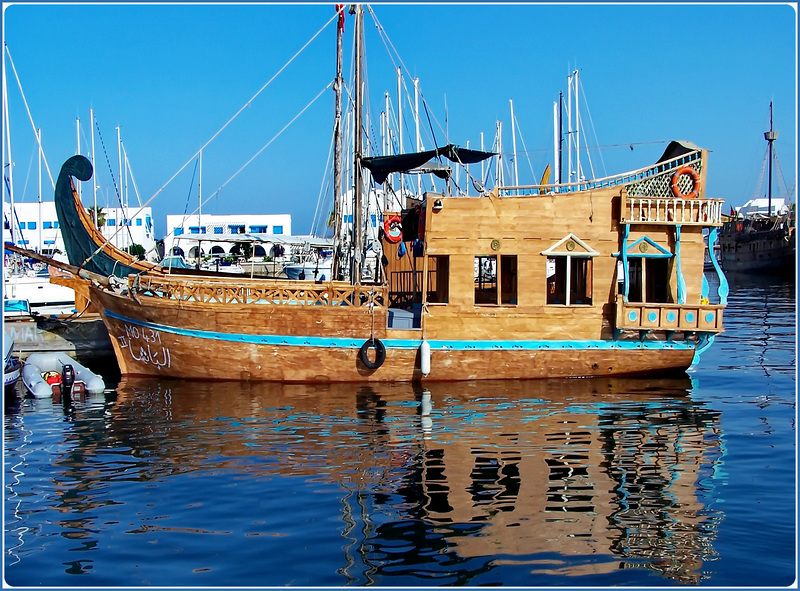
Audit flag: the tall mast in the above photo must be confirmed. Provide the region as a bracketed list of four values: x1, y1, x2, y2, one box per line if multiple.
[765, 101, 778, 216]
[510, 99, 519, 192]
[351, 3, 364, 285]
[198, 149, 202, 231]
[495, 121, 503, 187]
[567, 74, 573, 184]
[37, 128, 42, 253]
[397, 67, 403, 200]
[3, 50, 16, 245]
[558, 91, 563, 184]
[332, 4, 344, 280]
[414, 77, 421, 197]
[90, 108, 97, 226]
[76, 117, 81, 199]
[574, 70, 581, 182]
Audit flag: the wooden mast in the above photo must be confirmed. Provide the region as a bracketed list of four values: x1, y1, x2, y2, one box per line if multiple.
[351, 4, 364, 285]
[765, 101, 778, 216]
[332, 4, 344, 281]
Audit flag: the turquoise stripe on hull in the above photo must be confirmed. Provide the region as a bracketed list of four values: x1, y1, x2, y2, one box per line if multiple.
[105, 309, 696, 353]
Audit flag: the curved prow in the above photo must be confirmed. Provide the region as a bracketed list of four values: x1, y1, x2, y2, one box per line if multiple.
[54, 155, 157, 278]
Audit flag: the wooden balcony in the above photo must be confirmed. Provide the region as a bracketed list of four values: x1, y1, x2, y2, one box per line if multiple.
[620, 193, 725, 227]
[616, 295, 724, 333]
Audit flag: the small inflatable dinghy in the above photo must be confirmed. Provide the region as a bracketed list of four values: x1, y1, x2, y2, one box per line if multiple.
[22, 352, 105, 399]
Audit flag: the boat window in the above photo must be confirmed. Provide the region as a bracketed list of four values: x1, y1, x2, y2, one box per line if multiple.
[626, 257, 672, 303]
[428, 255, 449, 304]
[547, 255, 593, 306]
[475, 255, 517, 305]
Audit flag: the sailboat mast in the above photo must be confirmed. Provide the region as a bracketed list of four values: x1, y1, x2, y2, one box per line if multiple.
[90, 108, 97, 226]
[765, 101, 778, 216]
[332, 4, 344, 280]
[3, 52, 16, 245]
[76, 118, 81, 199]
[37, 128, 42, 253]
[351, 4, 364, 285]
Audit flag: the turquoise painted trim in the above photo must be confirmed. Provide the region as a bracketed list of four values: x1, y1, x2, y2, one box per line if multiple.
[614, 236, 673, 258]
[707, 227, 729, 305]
[676, 225, 686, 304]
[691, 333, 716, 366]
[106, 309, 697, 352]
[622, 224, 630, 302]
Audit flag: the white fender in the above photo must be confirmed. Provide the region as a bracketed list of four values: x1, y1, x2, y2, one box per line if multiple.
[420, 340, 431, 376]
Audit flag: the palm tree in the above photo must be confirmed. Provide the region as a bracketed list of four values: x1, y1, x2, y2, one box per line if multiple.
[86, 206, 106, 228]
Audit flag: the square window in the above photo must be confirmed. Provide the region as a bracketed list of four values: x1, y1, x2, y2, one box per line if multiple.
[475, 255, 517, 305]
[547, 255, 592, 306]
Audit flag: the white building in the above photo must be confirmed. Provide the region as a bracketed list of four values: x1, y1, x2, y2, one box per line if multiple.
[163, 213, 293, 260]
[3, 201, 157, 261]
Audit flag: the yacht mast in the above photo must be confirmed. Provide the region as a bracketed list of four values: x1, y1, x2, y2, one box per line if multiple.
[510, 99, 519, 192]
[37, 127, 42, 252]
[76, 118, 81, 199]
[3, 53, 16, 245]
[397, 67, 403, 200]
[90, 108, 97, 226]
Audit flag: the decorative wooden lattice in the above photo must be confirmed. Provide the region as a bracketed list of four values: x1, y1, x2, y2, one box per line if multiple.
[129, 275, 386, 307]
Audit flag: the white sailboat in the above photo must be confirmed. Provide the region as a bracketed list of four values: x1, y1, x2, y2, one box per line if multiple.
[3, 46, 77, 317]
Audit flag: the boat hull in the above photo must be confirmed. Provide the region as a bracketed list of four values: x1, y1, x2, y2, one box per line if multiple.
[91, 285, 698, 382]
[719, 221, 796, 277]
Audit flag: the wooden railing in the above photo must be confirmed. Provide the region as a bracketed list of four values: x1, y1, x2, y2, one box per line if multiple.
[616, 295, 724, 333]
[620, 194, 725, 226]
[129, 274, 386, 307]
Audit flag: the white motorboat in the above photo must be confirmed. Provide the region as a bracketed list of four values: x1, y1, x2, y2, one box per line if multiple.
[4, 331, 21, 392]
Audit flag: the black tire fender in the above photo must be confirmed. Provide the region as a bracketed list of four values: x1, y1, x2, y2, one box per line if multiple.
[359, 338, 386, 370]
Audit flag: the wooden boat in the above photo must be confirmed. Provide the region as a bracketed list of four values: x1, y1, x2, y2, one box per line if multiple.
[718, 103, 796, 277]
[65, 6, 727, 383]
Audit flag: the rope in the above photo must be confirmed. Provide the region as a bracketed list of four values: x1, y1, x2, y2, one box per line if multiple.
[132, 10, 340, 218]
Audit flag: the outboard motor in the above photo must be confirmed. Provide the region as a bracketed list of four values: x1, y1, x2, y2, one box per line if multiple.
[61, 364, 75, 397]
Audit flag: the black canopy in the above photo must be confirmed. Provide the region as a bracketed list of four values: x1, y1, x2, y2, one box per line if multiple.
[361, 144, 495, 185]
[656, 140, 703, 163]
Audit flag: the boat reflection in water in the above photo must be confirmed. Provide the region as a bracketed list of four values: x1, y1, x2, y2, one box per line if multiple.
[35, 376, 723, 585]
[107, 376, 724, 585]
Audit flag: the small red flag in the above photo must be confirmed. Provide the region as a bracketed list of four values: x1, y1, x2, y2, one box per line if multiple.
[335, 4, 345, 31]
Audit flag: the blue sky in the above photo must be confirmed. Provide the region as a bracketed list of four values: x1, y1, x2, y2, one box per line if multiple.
[3, 2, 797, 237]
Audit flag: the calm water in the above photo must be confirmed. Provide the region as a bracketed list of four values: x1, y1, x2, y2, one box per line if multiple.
[3, 274, 796, 587]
